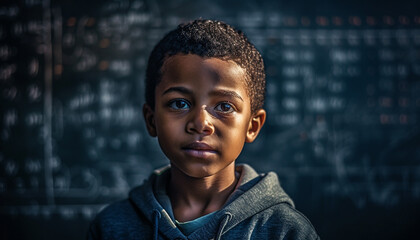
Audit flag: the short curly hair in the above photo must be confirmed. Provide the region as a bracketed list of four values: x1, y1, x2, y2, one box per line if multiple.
[145, 19, 266, 113]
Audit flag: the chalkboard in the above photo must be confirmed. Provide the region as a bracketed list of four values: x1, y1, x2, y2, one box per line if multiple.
[1, 0, 420, 239]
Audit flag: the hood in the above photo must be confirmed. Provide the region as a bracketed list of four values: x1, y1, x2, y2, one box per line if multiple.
[128, 164, 294, 239]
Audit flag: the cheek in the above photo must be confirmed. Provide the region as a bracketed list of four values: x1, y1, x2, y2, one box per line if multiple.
[155, 115, 182, 158]
[155, 112, 180, 139]
[217, 117, 250, 145]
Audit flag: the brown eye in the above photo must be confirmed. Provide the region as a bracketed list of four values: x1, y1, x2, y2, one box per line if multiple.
[215, 102, 234, 113]
[169, 99, 190, 110]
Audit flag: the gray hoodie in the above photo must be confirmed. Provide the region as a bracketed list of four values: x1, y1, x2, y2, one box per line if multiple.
[87, 164, 320, 240]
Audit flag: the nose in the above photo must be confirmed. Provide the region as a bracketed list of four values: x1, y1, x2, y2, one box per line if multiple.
[186, 106, 215, 135]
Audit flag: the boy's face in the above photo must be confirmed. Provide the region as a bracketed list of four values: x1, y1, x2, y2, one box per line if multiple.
[143, 54, 265, 178]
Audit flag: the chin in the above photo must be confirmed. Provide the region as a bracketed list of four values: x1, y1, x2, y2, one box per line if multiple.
[176, 163, 218, 179]
[185, 167, 215, 178]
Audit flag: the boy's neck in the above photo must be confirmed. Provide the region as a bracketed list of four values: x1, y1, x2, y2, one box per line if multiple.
[168, 162, 239, 222]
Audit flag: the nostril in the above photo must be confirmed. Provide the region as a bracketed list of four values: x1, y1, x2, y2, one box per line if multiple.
[187, 119, 214, 135]
[186, 107, 215, 135]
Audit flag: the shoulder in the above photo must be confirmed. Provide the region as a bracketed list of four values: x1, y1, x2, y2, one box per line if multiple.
[95, 200, 138, 223]
[257, 203, 320, 240]
[87, 200, 150, 240]
[228, 202, 319, 240]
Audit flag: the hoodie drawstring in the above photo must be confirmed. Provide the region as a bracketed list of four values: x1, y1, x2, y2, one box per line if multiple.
[153, 209, 161, 240]
[215, 213, 232, 240]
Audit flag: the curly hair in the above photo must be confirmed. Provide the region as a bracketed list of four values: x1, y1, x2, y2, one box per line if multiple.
[145, 19, 266, 113]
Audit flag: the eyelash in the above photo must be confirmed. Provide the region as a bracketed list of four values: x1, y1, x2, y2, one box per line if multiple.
[167, 99, 236, 113]
[168, 99, 191, 110]
[215, 102, 235, 113]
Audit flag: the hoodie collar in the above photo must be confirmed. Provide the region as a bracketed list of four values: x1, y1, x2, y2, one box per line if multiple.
[129, 171, 186, 239]
[188, 164, 294, 238]
[129, 164, 294, 239]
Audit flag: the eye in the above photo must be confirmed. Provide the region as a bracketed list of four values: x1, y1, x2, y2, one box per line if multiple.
[168, 99, 190, 110]
[215, 102, 235, 113]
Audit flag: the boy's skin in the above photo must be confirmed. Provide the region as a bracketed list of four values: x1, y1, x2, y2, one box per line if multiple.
[143, 54, 266, 222]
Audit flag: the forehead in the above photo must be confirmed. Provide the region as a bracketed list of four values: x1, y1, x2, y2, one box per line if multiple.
[159, 54, 248, 90]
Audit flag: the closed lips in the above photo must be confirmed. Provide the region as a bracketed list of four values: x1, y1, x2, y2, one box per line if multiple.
[183, 142, 215, 150]
[182, 142, 217, 153]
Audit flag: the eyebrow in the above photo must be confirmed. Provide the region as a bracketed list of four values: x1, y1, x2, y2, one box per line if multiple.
[210, 89, 244, 102]
[162, 86, 244, 102]
[162, 86, 193, 96]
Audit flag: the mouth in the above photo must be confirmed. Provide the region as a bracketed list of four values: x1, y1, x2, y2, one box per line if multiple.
[182, 142, 218, 158]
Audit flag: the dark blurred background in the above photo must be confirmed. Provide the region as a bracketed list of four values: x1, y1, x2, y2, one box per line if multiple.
[1, 0, 420, 239]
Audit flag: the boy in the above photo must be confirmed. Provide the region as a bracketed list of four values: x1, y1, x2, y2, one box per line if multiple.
[87, 19, 319, 240]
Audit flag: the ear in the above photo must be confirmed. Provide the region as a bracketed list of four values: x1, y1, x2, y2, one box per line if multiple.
[245, 109, 266, 143]
[143, 103, 157, 137]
